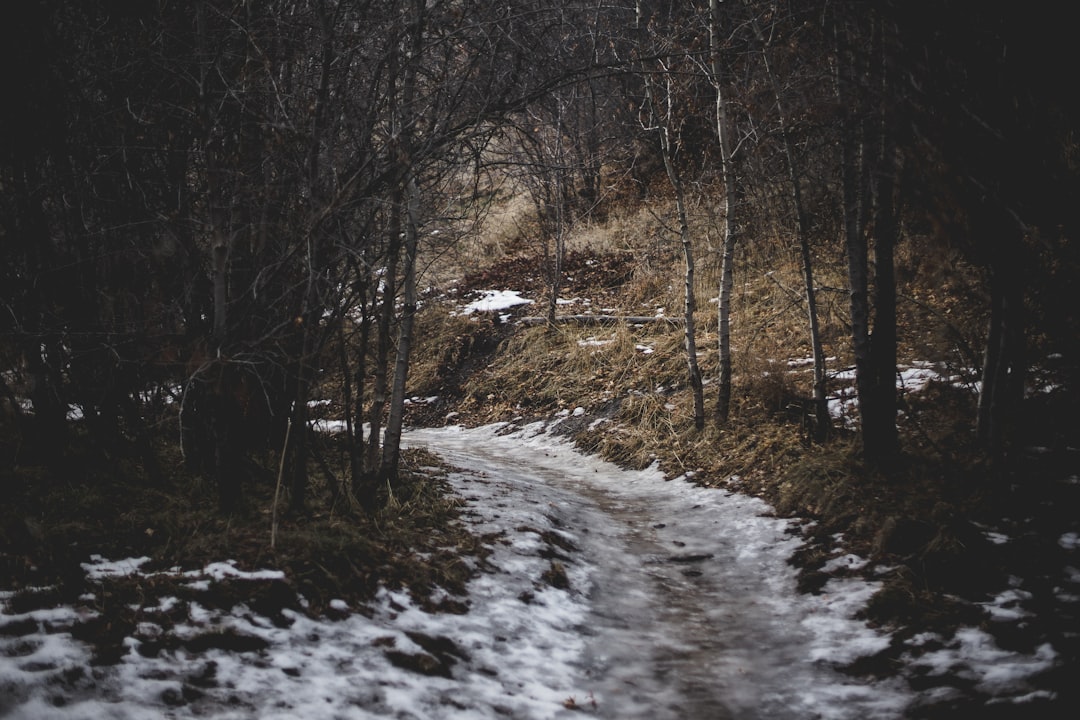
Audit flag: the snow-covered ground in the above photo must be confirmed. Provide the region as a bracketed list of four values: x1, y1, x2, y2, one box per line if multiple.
[0, 423, 1062, 718]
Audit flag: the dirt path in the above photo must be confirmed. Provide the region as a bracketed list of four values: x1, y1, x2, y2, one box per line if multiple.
[404, 423, 912, 719]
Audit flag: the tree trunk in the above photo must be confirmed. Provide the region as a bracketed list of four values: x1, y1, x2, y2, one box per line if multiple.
[977, 260, 1026, 458]
[835, 13, 895, 464]
[753, 15, 828, 440]
[547, 117, 566, 326]
[864, 29, 900, 464]
[381, 174, 421, 486]
[352, 273, 375, 507]
[674, 176, 705, 431]
[710, 0, 738, 424]
[366, 206, 401, 477]
[287, 386, 309, 514]
[337, 320, 355, 499]
[639, 38, 705, 430]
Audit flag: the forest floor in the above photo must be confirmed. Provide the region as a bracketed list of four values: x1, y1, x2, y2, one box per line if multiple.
[2, 244, 1079, 717]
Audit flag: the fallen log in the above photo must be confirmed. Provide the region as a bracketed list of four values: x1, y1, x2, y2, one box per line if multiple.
[516, 315, 683, 327]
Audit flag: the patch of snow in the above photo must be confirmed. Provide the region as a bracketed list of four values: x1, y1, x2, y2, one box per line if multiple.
[188, 560, 285, 583]
[907, 628, 1057, 698]
[982, 588, 1034, 622]
[82, 555, 151, 579]
[821, 554, 871, 573]
[458, 289, 533, 315]
[1059, 533, 1079, 550]
[312, 418, 349, 433]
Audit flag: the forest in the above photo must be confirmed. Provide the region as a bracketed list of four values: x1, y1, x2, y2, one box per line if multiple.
[1, 0, 1079, 715]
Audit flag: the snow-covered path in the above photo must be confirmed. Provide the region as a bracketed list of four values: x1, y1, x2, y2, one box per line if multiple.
[403, 423, 913, 719]
[2, 422, 924, 720]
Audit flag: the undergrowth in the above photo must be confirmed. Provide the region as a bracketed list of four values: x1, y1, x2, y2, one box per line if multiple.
[0, 430, 484, 616]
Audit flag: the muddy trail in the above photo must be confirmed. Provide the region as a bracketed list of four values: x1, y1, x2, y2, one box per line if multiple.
[403, 423, 912, 719]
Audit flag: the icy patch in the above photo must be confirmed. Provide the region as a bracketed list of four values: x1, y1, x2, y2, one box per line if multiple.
[81, 555, 151, 579]
[828, 362, 966, 426]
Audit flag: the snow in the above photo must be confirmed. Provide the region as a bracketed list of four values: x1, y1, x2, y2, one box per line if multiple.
[457, 289, 533, 315]
[907, 628, 1057, 698]
[405, 423, 914, 718]
[1, 423, 1063, 718]
[827, 361, 964, 426]
[821, 553, 871, 573]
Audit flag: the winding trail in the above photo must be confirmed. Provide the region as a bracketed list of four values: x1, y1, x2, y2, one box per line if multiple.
[404, 422, 912, 719]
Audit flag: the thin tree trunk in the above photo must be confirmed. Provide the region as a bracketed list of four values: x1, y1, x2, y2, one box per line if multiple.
[547, 102, 566, 325]
[672, 172, 705, 431]
[710, 0, 738, 424]
[366, 209, 400, 476]
[976, 273, 1004, 448]
[287, 381, 309, 513]
[381, 173, 420, 485]
[640, 49, 705, 430]
[977, 261, 1026, 458]
[835, 14, 879, 460]
[351, 263, 376, 509]
[337, 319, 355, 498]
[753, 16, 829, 440]
[865, 21, 899, 464]
[379, 0, 424, 485]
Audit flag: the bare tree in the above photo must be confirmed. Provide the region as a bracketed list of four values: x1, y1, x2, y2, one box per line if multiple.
[749, 9, 829, 440]
[708, 0, 741, 424]
[831, 7, 900, 464]
[636, 1, 705, 430]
